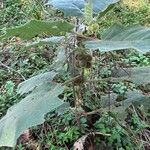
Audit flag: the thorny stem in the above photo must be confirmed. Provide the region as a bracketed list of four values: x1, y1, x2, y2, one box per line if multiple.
[74, 18, 84, 107]
[68, 18, 80, 107]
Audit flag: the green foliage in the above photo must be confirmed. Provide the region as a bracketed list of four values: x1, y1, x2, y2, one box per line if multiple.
[0, 72, 64, 147]
[94, 114, 134, 149]
[85, 24, 150, 53]
[34, 110, 87, 149]
[101, 90, 150, 118]
[0, 0, 46, 28]
[0, 20, 73, 40]
[84, 0, 93, 25]
[112, 83, 128, 95]
[0, 81, 19, 118]
[96, 2, 150, 38]
[26, 36, 64, 48]
[0, 0, 150, 149]
[0, 82, 65, 147]
[4, 81, 15, 95]
[17, 71, 57, 94]
[0, 0, 27, 27]
[48, 0, 120, 17]
[122, 52, 150, 66]
[112, 66, 150, 85]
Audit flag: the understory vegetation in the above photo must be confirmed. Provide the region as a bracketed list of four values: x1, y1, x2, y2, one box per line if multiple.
[0, 0, 150, 150]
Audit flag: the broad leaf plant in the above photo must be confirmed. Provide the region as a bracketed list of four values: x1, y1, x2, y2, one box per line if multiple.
[0, 0, 150, 147]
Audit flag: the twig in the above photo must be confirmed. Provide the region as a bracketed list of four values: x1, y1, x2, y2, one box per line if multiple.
[81, 108, 102, 116]
[61, 75, 82, 86]
[86, 77, 118, 83]
[0, 61, 26, 81]
[62, 76, 119, 86]
[94, 132, 111, 137]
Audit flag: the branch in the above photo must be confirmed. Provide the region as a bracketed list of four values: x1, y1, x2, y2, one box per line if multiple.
[61, 75, 82, 86]
[81, 108, 102, 116]
[0, 61, 26, 81]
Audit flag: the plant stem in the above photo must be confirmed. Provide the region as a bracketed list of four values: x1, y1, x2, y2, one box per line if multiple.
[0, 61, 26, 81]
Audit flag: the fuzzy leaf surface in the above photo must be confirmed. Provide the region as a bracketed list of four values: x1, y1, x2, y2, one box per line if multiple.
[101, 90, 150, 114]
[26, 36, 64, 48]
[0, 20, 73, 40]
[85, 24, 150, 53]
[47, 0, 119, 17]
[0, 83, 64, 147]
[111, 66, 150, 85]
[18, 71, 57, 95]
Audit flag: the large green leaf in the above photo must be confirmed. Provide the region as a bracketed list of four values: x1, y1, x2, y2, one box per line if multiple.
[111, 66, 150, 85]
[101, 90, 150, 119]
[101, 90, 150, 110]
[0, 20, 73, 40]
[85, 24, 150, 53]
[18, 71, 57, 95]
[0, 83, 64, 147]
[47, 0, 119, 17]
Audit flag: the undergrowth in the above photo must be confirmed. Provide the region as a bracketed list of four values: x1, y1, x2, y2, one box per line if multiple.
[0, 0, 150, 149]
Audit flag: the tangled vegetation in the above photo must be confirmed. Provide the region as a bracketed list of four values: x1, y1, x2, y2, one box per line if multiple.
[0, 0, 150, 150]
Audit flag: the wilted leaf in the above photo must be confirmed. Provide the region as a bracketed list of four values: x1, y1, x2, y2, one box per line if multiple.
[0, 20, 73, 40]
[85, 24, 150, 53]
